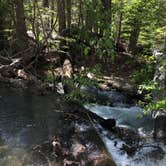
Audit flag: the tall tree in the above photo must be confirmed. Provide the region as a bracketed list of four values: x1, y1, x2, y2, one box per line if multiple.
[15, 0, 28, 49]
[42, 0, 49, 32]
[0, 0, 6, 50]
[128, 20, 141, 54]
[66, 0, 71, 30]
[101, 0, 112, 35]
[116, 0, 123, 44]
[78, 0, 83, 27]
[57, 0, 66, 35]
[85, 2, 93, 32]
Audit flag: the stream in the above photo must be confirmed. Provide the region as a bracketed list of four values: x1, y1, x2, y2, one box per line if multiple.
[0, 85, 165, 166]
[84, 87, 166, 166]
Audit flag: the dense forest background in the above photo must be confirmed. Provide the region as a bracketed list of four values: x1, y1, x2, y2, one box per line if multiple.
[0, 0, 166, 57]
[0, 0, 165, 110]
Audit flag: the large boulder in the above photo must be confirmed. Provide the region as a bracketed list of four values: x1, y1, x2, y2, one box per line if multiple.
[100, 119, 116, 131]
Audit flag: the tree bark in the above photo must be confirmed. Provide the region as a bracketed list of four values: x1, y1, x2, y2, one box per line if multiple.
[101, 0, 111, 10]
[50, 0, 55, 29]
[116, 0, 123, 44]
[42, 0, 49, 7]
[85, 3, 93, 32]
[129, 21, 141, 55]
[15, 0, 28, 49]
[42, 0, 49, 33]
[0, 20, 4, 50]
[57, 0, 66, 36]
[100, 0, 112, 35]
[117, 12, 123, 43]
[78, 0, 83, 27]
[66, 0, 71, 30]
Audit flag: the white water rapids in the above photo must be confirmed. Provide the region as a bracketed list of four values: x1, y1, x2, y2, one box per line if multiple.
[85, 104, 166, 166]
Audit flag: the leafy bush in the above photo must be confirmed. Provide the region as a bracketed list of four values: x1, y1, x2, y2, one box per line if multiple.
[132, 64, 155, 84]
[143, 99, 166, 115]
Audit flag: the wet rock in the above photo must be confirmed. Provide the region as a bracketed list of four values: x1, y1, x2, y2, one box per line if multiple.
[153, 113, 166, 139]
[121, 144, 137, 156]
[92, 154, 117, 166]
[71, 142, 86, 158]
[100, 119, 116, 131]
[115, 126, 140, 145]
[137, 145, 165, 160]
[52, 139, 63, 157]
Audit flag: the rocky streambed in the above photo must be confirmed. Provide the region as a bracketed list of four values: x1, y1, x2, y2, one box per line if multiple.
[0, 84, 116, 166]
[0, 82, 165, 166]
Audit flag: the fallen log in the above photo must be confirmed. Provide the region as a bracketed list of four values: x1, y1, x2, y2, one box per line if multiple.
[0, 58, 22, 78]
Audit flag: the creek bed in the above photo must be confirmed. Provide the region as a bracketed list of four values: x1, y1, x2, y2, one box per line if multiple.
[0, 85, 115, 166]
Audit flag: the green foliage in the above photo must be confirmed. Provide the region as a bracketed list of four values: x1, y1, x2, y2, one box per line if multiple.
[64, 65, 102, 104]
[138, 82, 158, 94]
[44, 72, 55, 83]
[64, 75, 97, 104]
[96, 36, 115, 61]
[132, 64, 155, 84]
[143, 99, 166, 115]
[89, 64, 102, 76]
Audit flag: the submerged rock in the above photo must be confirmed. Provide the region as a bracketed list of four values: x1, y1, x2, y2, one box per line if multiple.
[100, 119, 116, 131]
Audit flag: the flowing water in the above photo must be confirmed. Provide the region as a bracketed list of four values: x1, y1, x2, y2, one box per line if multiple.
[0, 85, 165, 166]
[84, 88, 166, 166]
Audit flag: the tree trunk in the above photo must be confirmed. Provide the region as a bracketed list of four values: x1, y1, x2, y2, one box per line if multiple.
[42, 0, 49, 7]
[42, 0, 49, 33]
[129, 22, 141, 55]
[15, 0, 28, 49]
[57, 0, 66, 36]
[78, 0, 83, 27]
[101, 0, 111, 10]
[100, 0, 112, 35]
[50, 0, 55, 29]
[0, 20, 4, 50]
[66, 0, 71, 30]
[85, 6, 93, 32]
[116, 0, 123, 44]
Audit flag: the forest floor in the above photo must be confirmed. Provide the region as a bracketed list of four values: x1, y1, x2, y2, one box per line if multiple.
[0, 48, 143, 97]
[87, 52, 144, 97]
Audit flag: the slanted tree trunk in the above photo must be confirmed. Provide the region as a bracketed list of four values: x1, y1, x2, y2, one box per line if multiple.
[66, 0, 71, 30]
[57, 0, 66, 36]
[15, 0, 28, 49]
